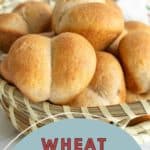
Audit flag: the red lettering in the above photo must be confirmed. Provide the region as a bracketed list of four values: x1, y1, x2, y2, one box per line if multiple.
[97, 138, 107, 150]
[84, 138, 96, 150]
[41, 138, 58, 150]
[74, 138, 83, 150]
[61, 138, 71, 150]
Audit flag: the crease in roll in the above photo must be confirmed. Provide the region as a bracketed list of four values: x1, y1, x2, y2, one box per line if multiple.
[0, 1, 53, 52]
[0, 32, 96, 104]
[108, 21, 150, 55]
[69, 51, 126, 107]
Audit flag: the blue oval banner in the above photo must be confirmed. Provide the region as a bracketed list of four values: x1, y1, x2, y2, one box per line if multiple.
[14, 119, 140, 150]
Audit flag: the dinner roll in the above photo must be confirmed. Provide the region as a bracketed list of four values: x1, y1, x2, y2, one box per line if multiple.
[13, 1, 52, 33]
[0, 1, 52, 52]
[69, 88, 104, 107]
[52, 0, 124, 51]
[119, 31, 150, 94]
[70, 52, 126, 107]
[0, 32, 96, 104]
[0, 13, 29, 53]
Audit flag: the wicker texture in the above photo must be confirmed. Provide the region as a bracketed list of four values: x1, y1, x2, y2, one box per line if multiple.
[0, 77, 150, 144]
[0, 0, 149, 145]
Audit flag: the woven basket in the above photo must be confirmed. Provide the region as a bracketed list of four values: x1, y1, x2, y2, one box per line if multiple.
[0, 0, 150, 145]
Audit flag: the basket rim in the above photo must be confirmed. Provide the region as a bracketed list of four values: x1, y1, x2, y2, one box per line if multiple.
[0, 76, 150, 119]
[0, 75, 150, 108]
[1, 66, 150, 146]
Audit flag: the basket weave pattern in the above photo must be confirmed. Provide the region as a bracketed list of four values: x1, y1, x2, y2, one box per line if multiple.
[0, 77, 150, 143]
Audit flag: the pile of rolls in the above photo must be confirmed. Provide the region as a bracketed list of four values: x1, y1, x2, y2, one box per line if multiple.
[0, 1, 53, 52]
[0, 0, 150, 107]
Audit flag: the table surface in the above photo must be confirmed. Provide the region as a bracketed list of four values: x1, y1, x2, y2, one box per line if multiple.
[0, 108, 150, 150]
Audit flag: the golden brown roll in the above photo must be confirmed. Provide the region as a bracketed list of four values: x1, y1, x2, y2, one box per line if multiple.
[0, 1, 52, 52]
[108, 29, 128, 55]
[119, 31, 150, 94]
[52, 0, 124, 51]
[0, 13, 29, 53]
[125, 21, 150, 33]
[13, 1, 52, 33]
[0, 32, 96, 104]
[69, 51, 126, 107]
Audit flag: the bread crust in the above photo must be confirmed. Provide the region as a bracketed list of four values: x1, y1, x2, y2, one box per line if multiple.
[52, 1, 124, 51]
[69, 88, 104, 107]
[0, 13, 29, 52]
[0, 33, 96, 104]
[50, 32, 96, 104]
[70, 51, 126, 107]
[13, 1, 52, 33]
[52, 0, 106, 31]
[126, 90, 150, 103]
[119, 31, 150, 94]
[0, 1, 52, 52]
[1, 34, 51, 102]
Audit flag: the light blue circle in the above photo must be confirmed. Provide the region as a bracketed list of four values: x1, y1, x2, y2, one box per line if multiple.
[14, 119, 140, 150]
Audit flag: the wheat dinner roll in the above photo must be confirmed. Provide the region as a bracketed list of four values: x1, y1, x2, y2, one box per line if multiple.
[0, 1, 52, 52]
[70, 52, 126, 107]
[52, 0, 124, 51]
[0, 13, 29, 53]
[0, 32, 96, 104]
[119, 31, 150, 94]
[13, 1, 52, 33]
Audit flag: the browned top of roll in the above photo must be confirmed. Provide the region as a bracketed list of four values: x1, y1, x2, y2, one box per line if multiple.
[52, 0, 124, 51]
[13, 1, 52, 33]
[0, 32, 96, 104]
[0, 13, 29, 52]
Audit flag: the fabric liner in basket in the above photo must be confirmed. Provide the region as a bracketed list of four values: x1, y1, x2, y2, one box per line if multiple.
[0, 0, 150, 145]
